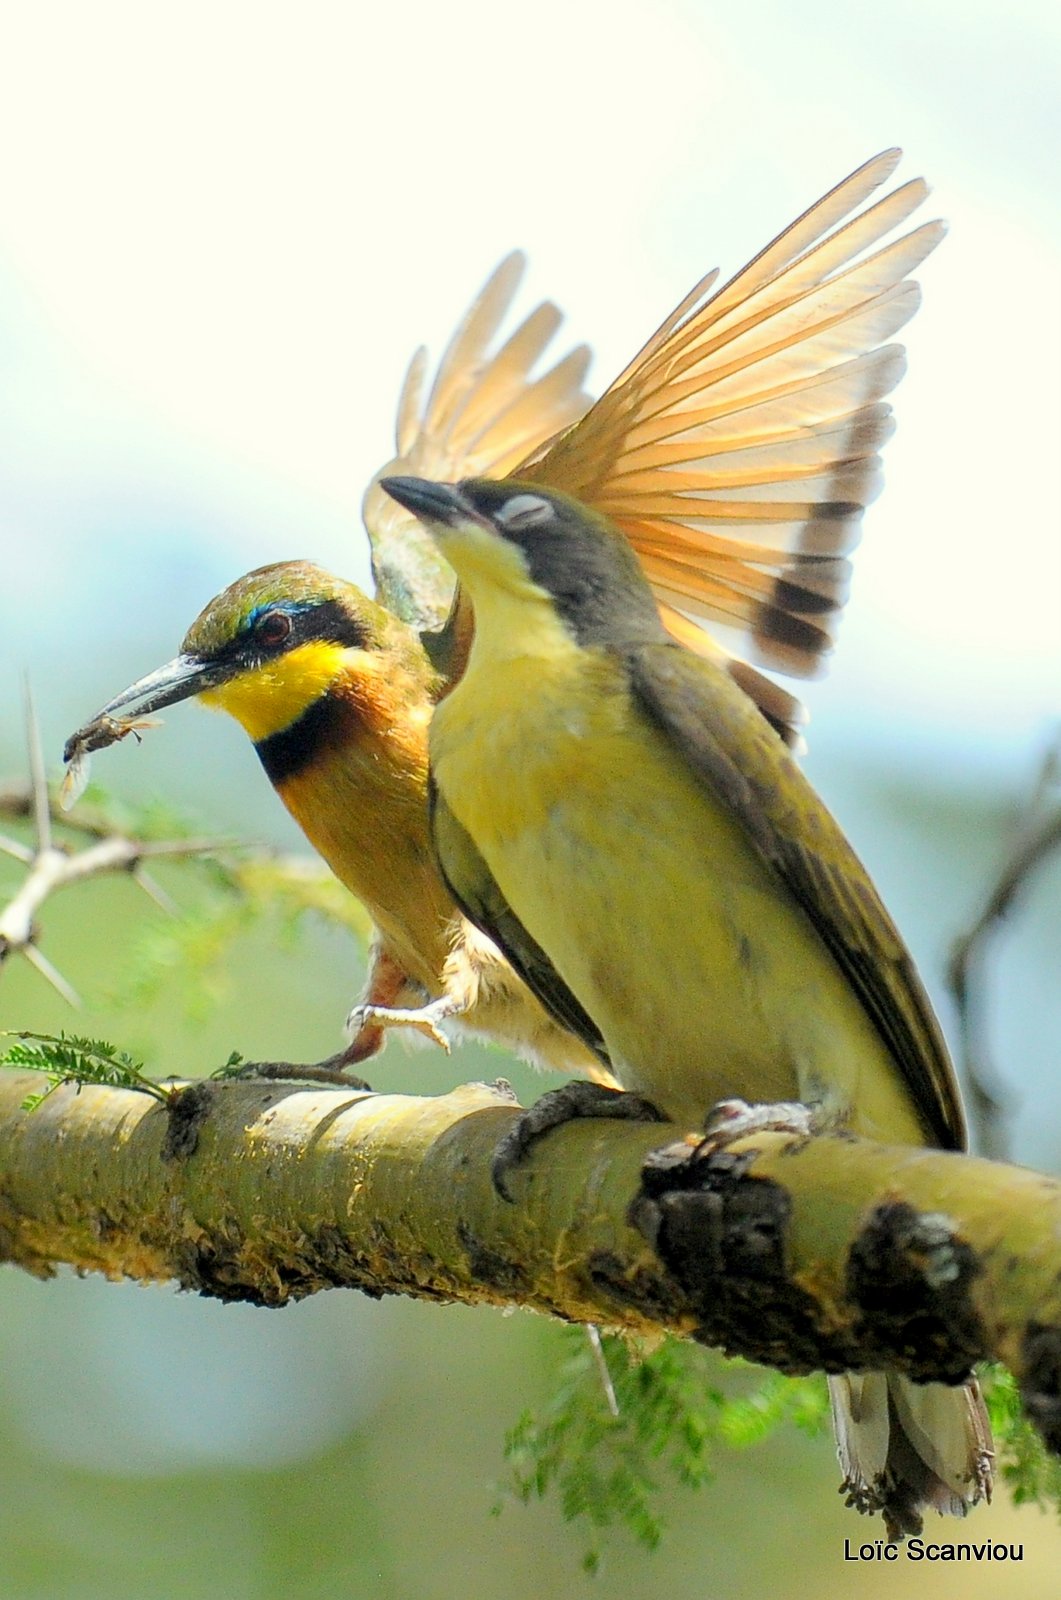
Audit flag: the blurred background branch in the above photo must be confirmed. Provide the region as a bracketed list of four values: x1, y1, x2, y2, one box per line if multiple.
[948, 733, 1061, 1161]
[0, 689, 232, 1007]
[0, 688, 372, 1021]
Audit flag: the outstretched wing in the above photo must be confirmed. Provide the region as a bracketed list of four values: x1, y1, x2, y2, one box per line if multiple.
[626, 639, 964, 1151]
[429, 778, 611, 1067]
[368, 153, 940, 741]
[363, 254, 592, 631]
[523, 150, 942, 742]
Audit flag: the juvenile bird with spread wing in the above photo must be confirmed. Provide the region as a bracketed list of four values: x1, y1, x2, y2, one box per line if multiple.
[378, 465, 991, 1544]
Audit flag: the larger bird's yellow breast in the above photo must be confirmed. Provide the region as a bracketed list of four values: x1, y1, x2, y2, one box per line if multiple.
[432, 589, 926, 1145]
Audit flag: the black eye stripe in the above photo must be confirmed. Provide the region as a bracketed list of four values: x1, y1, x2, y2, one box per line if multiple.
[292, 600, 370, 650]
[205, 599, 370, 670]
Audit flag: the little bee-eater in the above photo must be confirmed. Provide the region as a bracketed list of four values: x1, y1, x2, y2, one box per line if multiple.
[67, 150, 940, 1077]
[379, 471, 992, 1541]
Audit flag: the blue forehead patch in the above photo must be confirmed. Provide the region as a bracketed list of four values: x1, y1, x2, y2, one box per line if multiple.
[244, 600, 307, 630]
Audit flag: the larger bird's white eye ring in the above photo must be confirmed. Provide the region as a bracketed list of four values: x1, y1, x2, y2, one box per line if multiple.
[494, 493, 553, 531]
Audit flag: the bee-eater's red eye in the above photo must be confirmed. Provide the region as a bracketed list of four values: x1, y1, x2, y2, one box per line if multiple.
[256, 611, 292, 646]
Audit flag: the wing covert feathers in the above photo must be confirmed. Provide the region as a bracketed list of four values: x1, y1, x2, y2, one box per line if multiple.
[429, 780, 611, 1066]
[627, 641, 964, 1151]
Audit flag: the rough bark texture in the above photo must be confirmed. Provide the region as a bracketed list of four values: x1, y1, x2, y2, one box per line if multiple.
[1, 1068, 1060, 1450]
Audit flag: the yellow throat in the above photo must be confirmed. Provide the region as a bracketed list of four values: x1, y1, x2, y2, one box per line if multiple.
[199, 640, 350, 741]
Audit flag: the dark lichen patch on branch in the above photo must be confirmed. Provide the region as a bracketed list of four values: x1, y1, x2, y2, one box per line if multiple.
[161, 1081, 218, 1160]
[627, 1139, 1003, 1383]
[170, 1203, 536, 1313]
[583, 1248, 691, 1327]
[1022, 1324, 1061, 1453]
[629, 1140, 834, 1372]
[172, 1218, 458, 1308]
[174, 1231, 285, 1307]
[846, 1200, 986, 1383]
[456, 1219, 533, 1297]
[173, 1222, 394, 1307]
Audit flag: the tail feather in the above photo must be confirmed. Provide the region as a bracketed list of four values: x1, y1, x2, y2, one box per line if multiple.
[828, 1372, 993, 1543]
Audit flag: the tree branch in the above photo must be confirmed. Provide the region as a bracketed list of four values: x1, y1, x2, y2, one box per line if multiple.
[0, 736, 231, 1006]
[0, 770, 371, 1008]
[1, 1068, 1058, 1455]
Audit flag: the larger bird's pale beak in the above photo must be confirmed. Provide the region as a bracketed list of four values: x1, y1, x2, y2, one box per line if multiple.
[380, 476, 472, 528]
[62, 654, 231, 763]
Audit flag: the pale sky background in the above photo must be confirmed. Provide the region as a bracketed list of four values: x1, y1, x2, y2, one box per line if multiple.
[0, 0, 1057, 794]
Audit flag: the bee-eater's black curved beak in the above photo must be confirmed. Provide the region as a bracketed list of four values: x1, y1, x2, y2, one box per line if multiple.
[62, 654, 229, 763]
[380, 476, 470, 527]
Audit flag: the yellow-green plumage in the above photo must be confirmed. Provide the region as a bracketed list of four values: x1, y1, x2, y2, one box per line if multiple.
[435, 637, 928, 1142]
[424, 484, 957, 1148]
[382, 471, 990, 1544]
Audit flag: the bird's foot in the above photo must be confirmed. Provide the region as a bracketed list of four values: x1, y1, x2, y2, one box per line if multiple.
[222, 1048, 373, 1091]
[492, 1080, 666, 1202]
[698, 1097, 814, 1149]
[346, 996, 458, 1056]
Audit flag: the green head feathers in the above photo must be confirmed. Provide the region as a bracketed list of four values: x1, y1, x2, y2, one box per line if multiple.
[182, 561, 389, 661]
[66, 561, 429, 750]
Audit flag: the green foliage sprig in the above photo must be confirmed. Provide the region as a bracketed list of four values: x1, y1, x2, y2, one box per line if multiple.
[500, 1334, 1061, 1569]
[0, 1030, 174, 1111]
[498, 1330, 829, 1572]
[985, 1365, 1061, 1511]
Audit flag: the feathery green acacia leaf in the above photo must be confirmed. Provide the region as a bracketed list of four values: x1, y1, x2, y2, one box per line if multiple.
[499, 1341, 1061, 1567]
[984, 1365, 1061, 1514]
[0, 1030, 174, 1109]
[498, 1330, 830, 1570]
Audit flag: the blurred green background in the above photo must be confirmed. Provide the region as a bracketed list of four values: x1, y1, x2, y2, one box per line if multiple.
[2, 2, 1060, 1596]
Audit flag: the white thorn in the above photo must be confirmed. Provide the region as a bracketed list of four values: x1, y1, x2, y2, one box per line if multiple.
[0, 833, 34, 865]
[23, 678, 52, 852]
[24, 944, 82, 1009]
[133, 868, 180, 917]
[585, 1324, 620, 1419]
